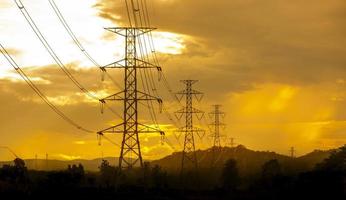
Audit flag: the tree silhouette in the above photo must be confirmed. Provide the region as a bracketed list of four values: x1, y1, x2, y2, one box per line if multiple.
[316, 145, 346, 171]
[221, 159, 240, 191]
[151, 164, 167, 189]
[99, 159, 119, 187]
[261, 159, 282, 180]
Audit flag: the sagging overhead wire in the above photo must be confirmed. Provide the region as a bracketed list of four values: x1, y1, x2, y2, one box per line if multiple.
[127, 0, 161, 130]
[0, 43, 94, 133]
[137, 0, 185, 143]
[0, 146, 19, 158]
[134, 0, 183, 109]
[48, 0, 122, 90]
[126, 0, 185, 146]
[13, 0, 122, 120]
[97, 133, 120, 147]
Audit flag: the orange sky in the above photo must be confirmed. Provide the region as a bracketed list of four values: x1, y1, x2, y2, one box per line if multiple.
[0, 0, 345, 161]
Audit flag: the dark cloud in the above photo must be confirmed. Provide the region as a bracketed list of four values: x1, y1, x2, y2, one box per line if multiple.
[1, 0, 346, 159]
[95, 0, 346, 93]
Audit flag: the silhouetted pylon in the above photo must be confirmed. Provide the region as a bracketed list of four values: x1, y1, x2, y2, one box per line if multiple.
[209, 105, 226, 148]
[228, 137, 236, 148]
[175, 80, 205, 173]
[208, 105, 226, 166]
[97, 27, 164, 169]
[290, 147, 296, 158]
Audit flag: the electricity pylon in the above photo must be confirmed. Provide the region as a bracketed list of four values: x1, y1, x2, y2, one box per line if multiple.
[97, 27, 164, 169]
[290, 147, 296, 158]
[208, 105, 225, 166]
[227, 137, 236, 148]
[35, 154, 38, 170]
[209, 105, 225, 148]
[175, 80, 205, 172]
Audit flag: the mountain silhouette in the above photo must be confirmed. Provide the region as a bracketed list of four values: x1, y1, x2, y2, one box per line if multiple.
[0, 146, 332, 174]
[151, 145, 333, 176]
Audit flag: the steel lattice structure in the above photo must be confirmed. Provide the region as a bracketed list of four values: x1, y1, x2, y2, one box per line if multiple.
[175, 80, 205, 172]
[290, 147, 296, 158]
[209, 105, 225, 148]
[98, 27, 163, 169]
[208, 105, 226, 167]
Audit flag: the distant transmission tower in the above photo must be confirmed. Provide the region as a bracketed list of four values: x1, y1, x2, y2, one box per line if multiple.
[97, 27, 163, 169]
[209, 105, 225, 148]
[228, 137, 236, 148]
[290, 147, 296, 158]
[46, 153, 48, 170]
[175, 80, 205, 172]
[35, 154, 38, 170]
[208, 105, 225, 166]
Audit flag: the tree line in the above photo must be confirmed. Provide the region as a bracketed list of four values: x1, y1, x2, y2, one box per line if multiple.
[0, 145, 345, 199]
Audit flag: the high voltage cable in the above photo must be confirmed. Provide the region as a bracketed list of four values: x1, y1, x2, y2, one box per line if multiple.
[0, 146, 19, 158]
[136, 0, 162, 130]
[50, 0, 158, 120]
[128, 0, 160, 129]
[0, 43, 94, 133]
[128, 0, 183, 147]
[126, 0, 183, 150]
[98, 133, 121, 147]
[124, 0, 133, 27]
[143, 0, 183, 107]
[138, 0, 184, 146]
[48, 0, 122, 90]
[164, 137, 177, 151]
[137, 0, 183, 108]
[132, 1, 173, 155]
[13, 0, 122, 120]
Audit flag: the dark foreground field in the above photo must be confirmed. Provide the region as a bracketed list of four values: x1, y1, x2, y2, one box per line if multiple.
[0, 145, 345, 200]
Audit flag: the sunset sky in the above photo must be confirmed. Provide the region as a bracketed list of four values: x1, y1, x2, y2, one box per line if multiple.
[0, 0, 345, 161]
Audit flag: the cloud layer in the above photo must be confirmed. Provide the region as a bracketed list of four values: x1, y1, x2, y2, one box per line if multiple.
[0, 0, 345, 160]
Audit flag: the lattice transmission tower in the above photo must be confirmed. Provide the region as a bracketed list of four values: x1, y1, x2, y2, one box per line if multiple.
[209, 105, 225, 148]
[175, 80, 205, 172]
[97, 27, 164, 169]
[208, 105, 225, 166]
[227, 137, 236, 148]
[290, 146, 296, 158]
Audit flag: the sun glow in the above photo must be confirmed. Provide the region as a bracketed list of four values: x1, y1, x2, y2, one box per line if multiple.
[58, 154, 81, 160]
[269, 86, 296, 112]
[152, 31, 186, 55]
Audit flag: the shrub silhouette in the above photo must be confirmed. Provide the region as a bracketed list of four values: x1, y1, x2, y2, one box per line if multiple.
[261, 159, 282, 180]
[221, 159, 240, 191]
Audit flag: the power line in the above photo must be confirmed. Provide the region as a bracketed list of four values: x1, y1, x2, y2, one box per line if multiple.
[175, 80, 205, 173]
[140, 0, 184, 111]
[209, 105, 226, 148]
[97, 27, 164, 169]
[128, 0, 161, 130]
[133, 0, 185, 139]
[97, 133, 121, 147]
[48, 0, 122, 90]
[290, 146, 296, 158]
[13, 0, 122, 120]
[0, 43, 93, 133]
[0, 146, 19, 158]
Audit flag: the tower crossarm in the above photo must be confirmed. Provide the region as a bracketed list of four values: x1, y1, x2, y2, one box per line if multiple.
[137, 123, 165, 135]
[100, 90, 162, 102]
[98, 123, 164, 135]
[97, 123, 125, 134]
[176, 89, 203, 95]
[101, 58, 161, 71]
[208, 122, 226, 126]
[175, 107, 204, 114]
[175, 107, 204, 120]
[105, 27, 156, 37]
[98, 26, 164, 169]
[175, 127, 205, 134]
